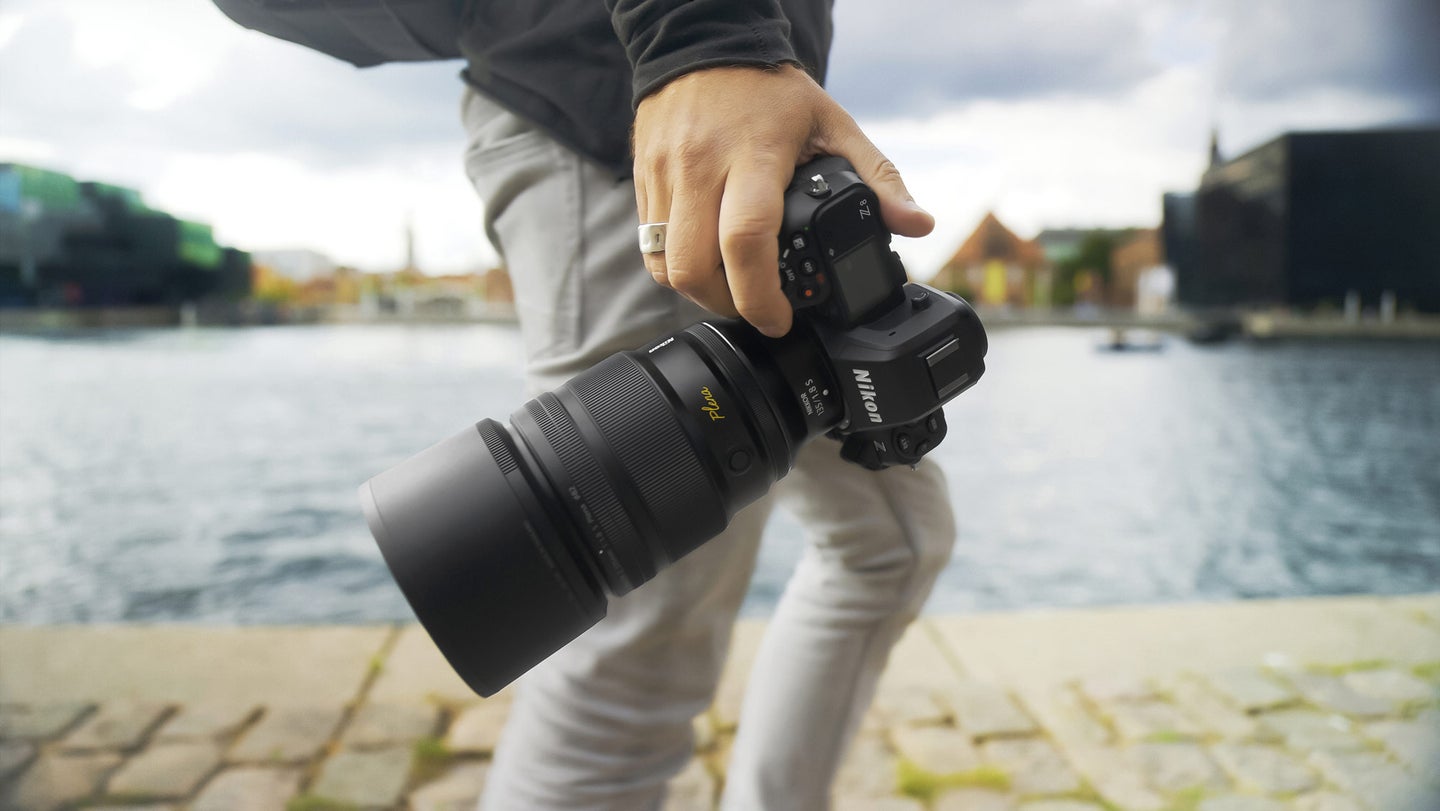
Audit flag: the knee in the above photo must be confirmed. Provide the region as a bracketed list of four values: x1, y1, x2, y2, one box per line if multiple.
[865, 498, 956, 590]
[906, 503, 957, 581]
[811, 494, 956, 615]
[850, 462, 956, 577]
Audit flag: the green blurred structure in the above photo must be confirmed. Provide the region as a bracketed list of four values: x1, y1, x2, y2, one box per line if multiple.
[0, 164, 251, 307]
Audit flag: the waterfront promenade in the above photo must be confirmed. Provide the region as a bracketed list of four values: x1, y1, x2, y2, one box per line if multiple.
[1, 595, 1437, 811]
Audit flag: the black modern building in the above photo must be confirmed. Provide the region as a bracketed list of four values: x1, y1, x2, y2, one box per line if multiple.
[0, 164, 251, 308]
[1164, 128, 1440, 313]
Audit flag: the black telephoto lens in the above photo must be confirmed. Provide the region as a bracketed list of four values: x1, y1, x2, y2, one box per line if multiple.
[360, 320, 838, 696]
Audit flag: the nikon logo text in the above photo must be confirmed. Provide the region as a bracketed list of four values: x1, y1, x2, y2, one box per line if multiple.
[852, 369, 883, 423]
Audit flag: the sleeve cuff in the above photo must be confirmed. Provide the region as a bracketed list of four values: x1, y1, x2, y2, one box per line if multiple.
[612, 0, 800, 108]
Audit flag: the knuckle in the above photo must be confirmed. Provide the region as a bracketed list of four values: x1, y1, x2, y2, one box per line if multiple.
[719, 220, 774, 257]
[734, 291, 779, 318]
[665, 264, 710, 295]
[636, 147, 669, 180]
[643, 256, 670, 283]
[735, 298, 786, 333]
[642, 136, 725, 185]
[870, 157, 904, 186]
[672, 138, 714, 167]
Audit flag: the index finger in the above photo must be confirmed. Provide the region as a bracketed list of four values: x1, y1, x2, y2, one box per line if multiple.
[717, 162, 793, 337]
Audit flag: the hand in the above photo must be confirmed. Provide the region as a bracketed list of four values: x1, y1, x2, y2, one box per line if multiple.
[633, 64, 933, 337]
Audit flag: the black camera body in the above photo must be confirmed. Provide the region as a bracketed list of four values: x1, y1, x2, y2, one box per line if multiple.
[775, 157, 984, 470]
[359, 157, 987, 696]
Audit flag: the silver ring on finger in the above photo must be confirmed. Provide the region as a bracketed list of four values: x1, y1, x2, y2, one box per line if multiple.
[638, 222, 668, 254]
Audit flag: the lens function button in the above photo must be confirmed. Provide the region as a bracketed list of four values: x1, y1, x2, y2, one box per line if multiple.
[727, 448, 752, 474]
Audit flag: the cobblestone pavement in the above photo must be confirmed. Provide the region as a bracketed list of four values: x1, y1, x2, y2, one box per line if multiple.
[1, 595, 1437, 810]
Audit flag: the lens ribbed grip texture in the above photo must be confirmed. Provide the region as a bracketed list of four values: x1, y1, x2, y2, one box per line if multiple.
[570, 355, 717, 559]
[523, 394, 642, 589]
[476, 421, 518, 474]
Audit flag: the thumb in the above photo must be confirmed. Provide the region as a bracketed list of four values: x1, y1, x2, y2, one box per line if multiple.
[827, 124, 934, 238]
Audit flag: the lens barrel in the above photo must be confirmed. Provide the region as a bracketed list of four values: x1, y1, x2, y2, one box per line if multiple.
[361, 320, 835, 696]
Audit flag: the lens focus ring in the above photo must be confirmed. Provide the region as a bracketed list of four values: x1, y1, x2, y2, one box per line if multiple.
[568, 354, 724, 563]
[522, 394, 647, 592]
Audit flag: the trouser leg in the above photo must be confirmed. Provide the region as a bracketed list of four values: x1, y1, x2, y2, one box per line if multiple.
[721, 444, 956, 811]
[460, 87, 773, 811]
[460, 85, 958, 811]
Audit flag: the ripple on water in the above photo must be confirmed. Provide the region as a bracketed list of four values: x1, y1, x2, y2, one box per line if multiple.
[1, 326, 1436, 623]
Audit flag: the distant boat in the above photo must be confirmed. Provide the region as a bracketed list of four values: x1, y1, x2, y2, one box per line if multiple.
[1097, 328, 1165, 352]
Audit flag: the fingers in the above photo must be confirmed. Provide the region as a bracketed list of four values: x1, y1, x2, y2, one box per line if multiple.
[636, 161, 671, 288]
[665, 186, 732, 317]
[718, 161, 792, 337]
[820, 108, 935, 239]
[637, 153, 736, 315]
[638, 159, 791, 335]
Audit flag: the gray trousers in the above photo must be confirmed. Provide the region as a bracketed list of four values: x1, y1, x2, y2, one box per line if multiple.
[461, 87, 956, 811]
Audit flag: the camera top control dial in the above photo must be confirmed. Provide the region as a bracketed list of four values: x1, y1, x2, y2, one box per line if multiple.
[805, 173, 831, 198]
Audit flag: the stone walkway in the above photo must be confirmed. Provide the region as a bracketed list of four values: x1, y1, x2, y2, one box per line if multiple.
[1, 594, 1437, 811]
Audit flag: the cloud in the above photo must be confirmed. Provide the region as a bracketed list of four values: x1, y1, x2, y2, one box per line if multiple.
[2, 0, 1435, 275]
[152, 42, 464, 168]
[0, 7, 467, 172]
[0, 2, 489, 272]
[148, 152, 489, 273]
[1215, 0, 1440, 111]
[827, 0, 1163, 117]
[0, 14, 136, 157]
[828, 0, 1439, 142]
[862, 66, 1214, 277]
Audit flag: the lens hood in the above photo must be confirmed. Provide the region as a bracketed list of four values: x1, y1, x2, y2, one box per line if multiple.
[362, 420, 604, 696]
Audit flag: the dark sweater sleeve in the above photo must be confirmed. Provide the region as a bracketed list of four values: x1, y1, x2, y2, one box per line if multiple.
[606, 0, 800, 107]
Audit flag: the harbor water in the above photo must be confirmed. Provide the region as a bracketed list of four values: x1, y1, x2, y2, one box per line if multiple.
[1, 324, 1437, 624]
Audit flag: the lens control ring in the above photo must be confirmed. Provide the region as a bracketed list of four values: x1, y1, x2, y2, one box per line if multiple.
[516, 394, 650, 593]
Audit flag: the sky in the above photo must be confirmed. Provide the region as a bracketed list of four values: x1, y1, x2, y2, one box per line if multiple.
[1, 0, 1436, 278]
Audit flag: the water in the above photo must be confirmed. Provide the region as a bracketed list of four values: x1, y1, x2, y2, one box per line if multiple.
[1, 324, 1436, 624]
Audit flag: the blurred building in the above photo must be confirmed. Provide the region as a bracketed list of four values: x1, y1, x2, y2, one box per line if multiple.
[0, 164, 251, 307]
[251, 249, 337, 282]
[1035, 228, 1098, 266]
[1164, 128, 1440, 312]
[351, 266, 513, 321]
[930, 212, 1049, 307]
[1110, 228, 1169, 312]
[1036, 226, 1144, 309]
